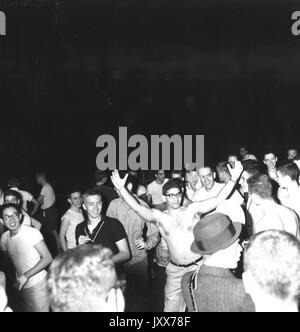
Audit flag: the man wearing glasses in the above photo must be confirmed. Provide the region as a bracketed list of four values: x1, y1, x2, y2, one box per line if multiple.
[111, 162, 243, 312]
[0, 203, 52, 312]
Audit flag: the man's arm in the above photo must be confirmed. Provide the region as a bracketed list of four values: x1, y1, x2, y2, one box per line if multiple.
[29, 197, 39, 216]
[30, 216, 42, 230]
[112, 238, 131, 264]
[59, 217, 70, 252]
[37, 195, 44, 207]
[17, 240, 52, 290]
[111, 171, 159, 223]
[189, 161, 243, 216]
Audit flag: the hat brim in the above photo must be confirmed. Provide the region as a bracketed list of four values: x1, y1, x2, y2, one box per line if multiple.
[191, 222, 242, 255]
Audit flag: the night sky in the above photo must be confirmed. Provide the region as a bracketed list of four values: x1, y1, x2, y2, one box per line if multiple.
[1, 0, 300, 205]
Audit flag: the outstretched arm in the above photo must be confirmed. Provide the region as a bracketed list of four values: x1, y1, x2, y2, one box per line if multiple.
[111, 170, 158, 223]
[189, 161, 243, 215]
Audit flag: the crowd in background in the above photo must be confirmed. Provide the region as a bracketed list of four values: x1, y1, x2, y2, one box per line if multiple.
[1, 145, 300, 312]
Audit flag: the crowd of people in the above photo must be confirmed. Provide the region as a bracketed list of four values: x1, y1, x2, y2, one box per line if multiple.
[1, 145, 300, 312]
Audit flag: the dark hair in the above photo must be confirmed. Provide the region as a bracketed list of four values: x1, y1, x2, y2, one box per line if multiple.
[94, 170, 109, 183]
[0, 203, 23, 221]
[36, 171, 47, 180]
[162, 179, 182, 196]
[7, 177, 20, 188]
[248, 174, 273, 199]
[82, 188, 103, 203]
[4, 190, 23, 207]
[242, 160, 264, 177]
[67, 188, 82, 199]
[277, 160, 300, 183]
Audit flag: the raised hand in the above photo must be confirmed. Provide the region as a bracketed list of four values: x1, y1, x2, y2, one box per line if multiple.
[227, 160, 243, 182]
[111, 170, 128, 191]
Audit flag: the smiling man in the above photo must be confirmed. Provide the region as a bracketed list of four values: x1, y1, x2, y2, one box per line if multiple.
[75, 189, 130, 268]
[0, 203, 52, 312]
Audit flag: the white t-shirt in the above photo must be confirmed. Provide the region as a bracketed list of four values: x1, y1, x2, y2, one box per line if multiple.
[0, 225, 47, 288]
[40, 183, 56, 210]
[10, 187, 33, 212]
[192, 182, 224, 202]
[147, 179, 169, 205]
[61, 209, 84, 249]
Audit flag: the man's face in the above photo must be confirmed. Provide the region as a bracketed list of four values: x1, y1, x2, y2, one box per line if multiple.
[239, 171, 251, 193]
[83, 195, 102, 219]
[156, 170, 165, 183]
[69, 192, 82, 209]
[2, 207, 22, 232]
[199, 168, 215, 190]
[263, 153, 277, 170]
[217, 169, 230, 183]
[164, 188, 182, 209]
[288, 149, 298, 160]
[240, 147, 248, 158]
[4, 195, 19, 205]
[36, 175, 43, 185]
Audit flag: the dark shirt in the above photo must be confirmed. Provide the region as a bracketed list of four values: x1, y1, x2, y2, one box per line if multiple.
[75, 215, 127, 255]
[92, 185, 118, 214]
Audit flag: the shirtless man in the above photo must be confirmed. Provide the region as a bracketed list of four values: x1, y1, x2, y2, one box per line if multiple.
[111, 162, 243, 312]
[248, 174, 299, 238]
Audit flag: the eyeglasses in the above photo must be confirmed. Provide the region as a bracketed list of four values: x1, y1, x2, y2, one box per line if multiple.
[165, 192, 182, 199]
[3, 212, 19, 222]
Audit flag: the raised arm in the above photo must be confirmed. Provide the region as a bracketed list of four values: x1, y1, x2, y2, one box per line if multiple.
[189, 161, 243, 216]
[111, 170, 158, 223]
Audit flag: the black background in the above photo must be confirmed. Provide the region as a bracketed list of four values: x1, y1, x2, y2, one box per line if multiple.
[1, 0, 300, 210]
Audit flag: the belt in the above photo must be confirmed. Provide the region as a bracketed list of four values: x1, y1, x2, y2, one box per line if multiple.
[170, 257, 203, 268]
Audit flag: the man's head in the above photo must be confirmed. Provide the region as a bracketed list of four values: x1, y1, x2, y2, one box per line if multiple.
[7, 176, 20, 189]
[94, 170, 109, 185]
[198, 167, 216, 191]
[287, 148, 298, 161]
[276, 160, 300, 188]
[82, 189, 103, 219]
[67, 189, 82, 209]
[47, 245, 125, 312]
[239, 160, 263, 194]
[4, 189, 22, 207]
[263, 152, 277, 171]
[247, 174, 273, 205]
[216, 162, 231, 183]
[243, 230, 300, 310]
[240, 146, 249, 159]
[0, 203, 23, 233]
[36, 171, 47, 185]
[191, 213, 243, 269]
[163, 179, 182, 209]
[155, 170, 166, 184]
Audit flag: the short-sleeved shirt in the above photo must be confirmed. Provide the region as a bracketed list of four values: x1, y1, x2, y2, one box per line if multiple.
[192, 182, 224, 202]
[147, 179, 169, 205]
[40, 183, 56, 210]
[0, 225, 47, 288]
[75, 215, 127, 255]
[61, 209, 84, 249]
[10, 187, 33, 212]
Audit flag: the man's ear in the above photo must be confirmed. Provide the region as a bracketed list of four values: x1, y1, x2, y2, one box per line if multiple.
[106, 288, 125, 312]
[263, 160, 267, 165]
[82, 204, 87, 211]
[67, 198, 71, 205]
[213, 172, 216, 180]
